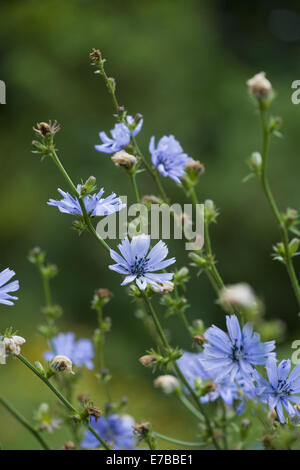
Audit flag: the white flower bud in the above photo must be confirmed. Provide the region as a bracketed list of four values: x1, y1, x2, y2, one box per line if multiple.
[219, 283, 257, 310]
[151, 281, 174, 294]
[3, 335, 26, 356]
[50, 355, 74, 374]
[154, 375, 179, 393]
[111, 150, 136, 168]
[247, 72, 272, 101]
[249, 152, 262, 169]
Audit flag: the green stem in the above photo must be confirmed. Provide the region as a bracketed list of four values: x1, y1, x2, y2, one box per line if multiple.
[96, 306, 111, 403]
[259, 106, 300, 308]
[220, 400, 228, 450]
[154, 431, 206, 448]
[49, 149, 110, 253]
[130, 171, 140, 204]
[141, 293, 220, 450]
[0, 396, 50, 450]
[17, 354, 111, 450]
[177, 393, 204, 422]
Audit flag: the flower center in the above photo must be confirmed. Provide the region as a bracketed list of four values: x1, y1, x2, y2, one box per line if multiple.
[131, 256, 149, 277]
[231, 344, 244, 362]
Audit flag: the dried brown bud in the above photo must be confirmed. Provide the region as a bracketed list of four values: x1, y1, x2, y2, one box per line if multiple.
[134, 421, 150, 436]
[96, 288, 113, 299]
[138, 355, 156, 367]
[62, 441, 76, 450]
[141, 195, 160, 205]
[33, 120, 60, 137]
[86, 404, 102, 422]
[193, 335, 205, 346]
[185, 160, 205, 175]
[89, 48, 101, 63]
[268, 409, 279, 422]
[111, 150, 136, 168]
[77, 392, 90, 404]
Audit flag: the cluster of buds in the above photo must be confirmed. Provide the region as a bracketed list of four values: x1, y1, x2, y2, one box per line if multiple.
[92, 288, 114, 310]
[50, 355, 74, 375]
[133, 421, 156, 449]
[247, 72, 272, 103]
[272, 238, 300, 263]
[204, 199, 219, 224]
[80, 176, 97, 197]
[111, 150, 136, 169]
[154, 375, 180, 394]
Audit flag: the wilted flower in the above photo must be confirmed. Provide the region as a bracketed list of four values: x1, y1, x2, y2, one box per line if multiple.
[44, 332, 94, 370]
[219, 283, 257, 310]
[247, 72, 272, 102]
[111, 150, 136, 168]
[201, 315, 275, 382]
[95, 116, 143, 154]
[48, 185, 125, 217]
[0, 268, 19, 306]
[256, 359, 300, 424]
[50, 355, 74, 374]
[81, 414, 136, 450]
[3, 335, 26, 356]
[109, 234, 176, 290]
[149, 135, 192, 184]
[154, 375, 179, 393]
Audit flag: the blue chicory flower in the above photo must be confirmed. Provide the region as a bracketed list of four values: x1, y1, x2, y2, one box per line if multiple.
[201, 315, 276, 382]
[44, 332, 94, 370]
[81, 414, 136, 450]
[177, 351, 239, 407]
[48, 185, 125, 217]
[149, 135, 192, 184]
[0, 268, 19, 306]
[95, 116, 143, 154]
[109, 234, 176, 290]
[256, 358, 300, 423]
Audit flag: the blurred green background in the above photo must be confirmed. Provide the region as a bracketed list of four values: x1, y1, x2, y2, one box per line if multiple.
[1, 0, 300, 449]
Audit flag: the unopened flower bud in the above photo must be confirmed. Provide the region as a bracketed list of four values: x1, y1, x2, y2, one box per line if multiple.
[141, 195, 160, 205]
[247, 72, 272, 102]
[193, 335, 205, 346]
[89, 48, 101, 64]
[219, 283, 257, 310]
[50, 355, 74, 374]
[139, 355, 156, 367]
[154, 375, 179, 393]
[249, 152, 262, 170]
[111, 150, 136, 168]
[134, 422, 150, 436]
[62, 441, 76, 450]
[185, 160, 205, 176]
[268, 409, 279, 422]
[151, 281, 174, 294]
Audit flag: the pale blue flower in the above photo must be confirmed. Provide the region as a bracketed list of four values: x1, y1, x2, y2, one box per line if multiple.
[0, 268, 19, 306]
[256, 359, 300, 423]
[149, 135, 192, 184]
[201, 315, 276, 382]
[48, 185, 125, 217]
[177, 351, 239, 407]
[44, 332, 94, 369]
[95, 116, 143, 154]
[109, 234, 175, 290]
[81, 414, 135, 450]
